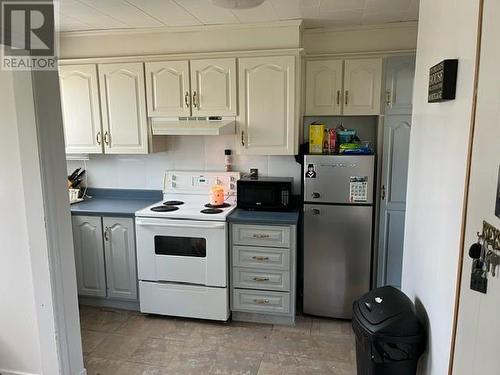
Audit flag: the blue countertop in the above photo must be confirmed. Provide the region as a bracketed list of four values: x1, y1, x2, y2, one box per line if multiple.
[70, 188, 162, 217]
[228, 208, 300, 225]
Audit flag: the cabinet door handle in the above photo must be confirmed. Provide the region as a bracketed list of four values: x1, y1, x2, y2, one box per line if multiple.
[381, 185, 386, 200]
[104, 227, 110, 241]
[185, 91, 190, 108]
[253, 277, 270, 282]
[311, 208, 320, 215]
[192, 91, 197, 108]
[252, 256, 270, 261]
[253, 299, 270, 305]
[104, 131, 110, 146]
[241, 131, 245, 146]
[386, 89, 392, 107]
[345, 90, 349, 105]
[253, 233, 270, 239]
[336, 90, 341, 105]
[96, 131, 102, 145]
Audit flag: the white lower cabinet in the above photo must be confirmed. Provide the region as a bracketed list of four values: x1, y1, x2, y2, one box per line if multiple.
[72, 216, 107, 297]
[103, 217, 137, 301]
[72, 215, 138, 303]
[230, 222, 296, 324]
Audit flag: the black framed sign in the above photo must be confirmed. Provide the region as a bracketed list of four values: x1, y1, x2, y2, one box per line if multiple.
[428, 59, 458, 102]
[496, 166, 500, 219]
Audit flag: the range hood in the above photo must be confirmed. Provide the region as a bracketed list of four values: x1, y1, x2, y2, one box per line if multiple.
[151, 117, 236, 136]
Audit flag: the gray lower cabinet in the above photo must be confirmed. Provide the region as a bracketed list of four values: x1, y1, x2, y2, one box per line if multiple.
[72, 215, 138, 307]
[230, 223, 296, 325]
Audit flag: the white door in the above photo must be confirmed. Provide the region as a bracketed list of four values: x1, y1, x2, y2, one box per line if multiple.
[238, 55, 296, 155]
[453, 1, 500, 373]
[103, 217, 137, 301]
[72, 216, 106, 297]
[377, 116, 411, 288]
[343, 58, 382, 115]
[305, 60, 343, 115]
[145, 60, 190, 117]
[98, 62, 148, 154]
[384, 56, 416, 115]
[59, 64, 103, 154]
[190, 58, 237, 116]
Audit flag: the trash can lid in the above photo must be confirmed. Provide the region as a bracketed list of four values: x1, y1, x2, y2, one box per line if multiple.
[354, 286, 424, 340]
[358, 286, 413, 325]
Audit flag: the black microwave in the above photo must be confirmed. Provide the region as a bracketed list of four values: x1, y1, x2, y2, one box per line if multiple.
[237, 176, 293, 211]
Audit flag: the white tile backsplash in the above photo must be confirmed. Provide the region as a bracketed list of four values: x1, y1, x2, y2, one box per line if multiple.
[67, 135, 302, 193]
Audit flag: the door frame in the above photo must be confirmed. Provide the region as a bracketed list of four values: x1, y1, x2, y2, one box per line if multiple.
[448, 0, 485, 373]
[13, 66, 85, 373]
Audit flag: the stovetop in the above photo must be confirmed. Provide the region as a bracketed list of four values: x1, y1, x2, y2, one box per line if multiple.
[135, 194, 237, 221]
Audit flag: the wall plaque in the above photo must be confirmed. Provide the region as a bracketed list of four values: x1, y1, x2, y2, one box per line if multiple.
[496, 166, 500, 219]
[428, 59, 458, 102]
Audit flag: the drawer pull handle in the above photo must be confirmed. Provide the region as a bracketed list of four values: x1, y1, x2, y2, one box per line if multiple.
[253, 299, 270, 304]
[252, 256, 270, 261]
[253, 234, 270, 239]
[253, 277, 270, 282]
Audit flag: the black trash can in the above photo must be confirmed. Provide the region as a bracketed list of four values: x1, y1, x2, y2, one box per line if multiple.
[352, 286, 426, 375]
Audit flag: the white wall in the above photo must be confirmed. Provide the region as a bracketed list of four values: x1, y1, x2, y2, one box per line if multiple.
[302, 22, 417, 55]
[67, 135, 303, 193]
[453, 0, 500, 372]
[401, 1, 480, 374]
[59, 20, 302, 59]
[0, 63, 44, 375]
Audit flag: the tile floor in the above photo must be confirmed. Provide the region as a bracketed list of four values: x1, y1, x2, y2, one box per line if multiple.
[80, 305, 357, 375]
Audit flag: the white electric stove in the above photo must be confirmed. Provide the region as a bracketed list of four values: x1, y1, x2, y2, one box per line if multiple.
[135, 171, 240, 321]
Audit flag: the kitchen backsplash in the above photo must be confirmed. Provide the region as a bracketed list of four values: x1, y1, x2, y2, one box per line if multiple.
[66, 135, 302, 193]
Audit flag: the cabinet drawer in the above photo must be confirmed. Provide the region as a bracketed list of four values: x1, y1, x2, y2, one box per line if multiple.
[232, 224, 290, 248]
[233, 267, 290, 291]
[232, 246, 289, 270]
[232, 289, 290, 314]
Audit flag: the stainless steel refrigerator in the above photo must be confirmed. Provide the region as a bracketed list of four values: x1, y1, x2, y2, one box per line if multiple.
[303, 155, 374, 319]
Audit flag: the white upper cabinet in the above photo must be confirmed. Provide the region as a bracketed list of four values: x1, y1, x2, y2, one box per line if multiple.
[98, 62, 149, 154]
[384, 56, 416, 116]
[238, 56, 296, 155]
[343, 58, 383, 115]
[305, 60, 343, 115]
[190, 58, 237, 116]
[59, 64, 103, 154]
[145, 60, 190, 117]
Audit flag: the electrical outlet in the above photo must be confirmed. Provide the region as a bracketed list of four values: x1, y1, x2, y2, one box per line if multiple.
[470, 270, 488, 294]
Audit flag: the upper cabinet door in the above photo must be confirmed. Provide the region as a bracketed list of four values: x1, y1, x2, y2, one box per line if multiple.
[305, 60, 343, 115]
[59, 64, 103, 154]
[238, 56, 296, 155]
[98, 63, 148, 154]
[384, 56, 416, 116]
[190, 58, 237, 116]
[343, 58, 383, 115]
[72, 216, 106, 298]
[103, 217, 137, 301]
[145, 60, 191, 117]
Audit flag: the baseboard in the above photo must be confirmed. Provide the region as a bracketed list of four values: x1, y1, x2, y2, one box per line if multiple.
[0, 369, 39, 375]
[78, 296, 139, 311]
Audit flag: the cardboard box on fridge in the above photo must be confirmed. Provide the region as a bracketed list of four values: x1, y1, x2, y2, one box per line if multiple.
[309, 123, 325, 154]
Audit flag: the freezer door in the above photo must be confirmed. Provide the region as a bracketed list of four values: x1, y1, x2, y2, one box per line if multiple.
[303, 204, 372, 318]
[304, 155, 375, 204]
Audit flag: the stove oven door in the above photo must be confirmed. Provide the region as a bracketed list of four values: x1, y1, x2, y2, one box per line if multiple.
[136, 218, 228, 287]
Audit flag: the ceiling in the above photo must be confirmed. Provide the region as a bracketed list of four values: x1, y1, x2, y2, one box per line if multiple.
[56, 0, 419, 33]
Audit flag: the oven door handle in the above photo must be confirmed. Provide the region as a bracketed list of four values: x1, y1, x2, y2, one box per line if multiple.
[136, 218, 226, 230]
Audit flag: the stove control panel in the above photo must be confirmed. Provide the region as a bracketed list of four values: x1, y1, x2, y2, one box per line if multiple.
[164, 171, 240, 196]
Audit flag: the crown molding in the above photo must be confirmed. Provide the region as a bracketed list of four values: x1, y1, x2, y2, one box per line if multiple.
[303, 21, 418, 34]
[58, 19, 303, 38]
